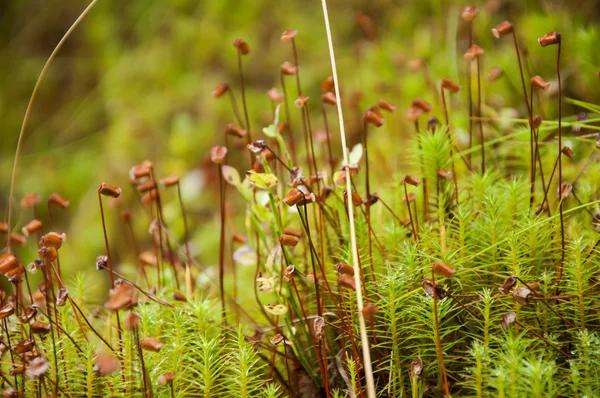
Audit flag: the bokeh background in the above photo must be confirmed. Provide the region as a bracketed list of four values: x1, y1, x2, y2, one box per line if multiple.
[1, 0, 599, 296]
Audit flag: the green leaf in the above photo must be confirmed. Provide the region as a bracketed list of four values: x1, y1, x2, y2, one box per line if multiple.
[349, 143, 363, 165]
[221, 165, 240, 187]
[251, 202, 272, 222]
[247, 171, 278, 189]
[256, 275, 276, 292]
[233, 245, 257, 267]
[264, 304, 288, 315]
[262, 104, 281, 138]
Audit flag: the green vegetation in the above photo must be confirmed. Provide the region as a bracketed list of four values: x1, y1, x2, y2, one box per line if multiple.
[1, 0, 600, 396]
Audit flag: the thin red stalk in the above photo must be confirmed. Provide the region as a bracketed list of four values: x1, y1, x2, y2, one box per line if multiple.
[98, 192, 123, 350]
[134, 326, 150, 397]
[415, 121, 429, 222]
[321, 103, 335, 176]
[529, 84, 536, 209]
[227, 89, 245, 128]
[431, 270, 450, 397]
[282, 336, 293, 398]
[512, 30, 532, 116]
[280, 73, 298, 164]
[37, 306, 84, 354]
[584, 238, 600, 264]
[514, 320, 570, 358]
[291, 277, 326, 385]
[298, 205, 344, 316]
[556, 41, 565, 290]
[441, 88, 460, 207]
[299, 206, 322, 316]
[151, 206, 162, 289]
[124, 214, 149, 288]
[404, 181, 418, 242]
[42, 260, 60, 395]
[230, 238, 239, 324]
[151, 169, 180, 291]
[176, 183, 193, 297]
[218, 164, 226, 324]
[236, 51, 252, 144]
[264, 144, 293, 173]
[363, 120, 375, 282]
[467, 23, 474, 164]
[304, 106, 320, 192]
[476, 57, 484, 174]
[515, 277, 575, 328]
[49, 261, 90, 343]
[1, 297, 18, 388]
[69, 298, 116, 352]
[539, 152, 560, 214]
[412, 200, 419, 236]
[378, 196, 404, 226]
[337, 286, 365, 398]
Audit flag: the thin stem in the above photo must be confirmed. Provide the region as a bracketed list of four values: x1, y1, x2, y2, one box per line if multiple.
[7, 0, 100, 253]
[264, 144, 293, 173]
[431, 271, 450, 397]
[378, 196, 404, 226]
[512, 30, 532, 116]
[176, 183, 193, 297]
[321, 103, 335, 177]
[280, 73, 297, 164]
[539, 152, 560, 214]
[556, 41, 565, 291]
[404, 182, 418, 242]
[151, 169, 180, 291]
[124, 213, 149, 288]
[227, 89, 245, 128]
[237, 50, 253, 165]
[218, 164, 227, 324]
[477, 57, 484, 174]
[467, 22, 474, 164]
[415, 121, 430, 222]
[98, 192, 123, 350]
[320, 1, 375, 395]
[441, 87, 460, 207]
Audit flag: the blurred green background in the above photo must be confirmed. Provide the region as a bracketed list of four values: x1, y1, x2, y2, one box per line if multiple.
[1, 0, 599, 296]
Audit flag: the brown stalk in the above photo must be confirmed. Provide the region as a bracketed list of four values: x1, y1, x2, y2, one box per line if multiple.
[476, 56, 484, 173]
[262, 143, 293, 173]
[218, 164, 226, 324]
[41, 259, 60, 395]
[440, 82, 461, 208]
[321, 102, 335, 177]
[403, 179, 418, 242]
[546, 35, 566, 290]
[7, 0, 100, 255]
[121, 211, 149, 288]
[150, 168, 180, 291]
[297, 204, 345, 318]
[234, 40, 253, 165]
[97, 188, 123, 351]
[514, 320, 570, 358]
[280, 239, 328, 391]
[1, 296, 18, 388]
[133, 324, 150, 397]
[37, 306, 84, 354]
[172, 181, 193, 298]
[377, 196, 404, 226]
[514, 277, 575, 328]
[227, 90, 245, 129]
[431, 269, 450, 397]
[414, 120, 430, 221]
[280, 71, 298, 164]
[466, 15, 475, 164]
